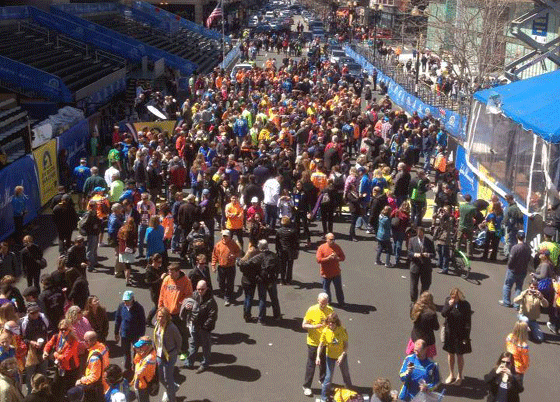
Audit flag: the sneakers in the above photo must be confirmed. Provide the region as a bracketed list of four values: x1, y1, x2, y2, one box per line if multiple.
[438, 269, 449, 274]
[224, 301, 231, 307]
[302, 386, 312, 397]
[498, 300, 513, 308]
[366, 230, 373, 234]
[385, 263, 394, 268]
[196, 366, 207, 374]
[375, 260, 382, 265]
[547, 321, 558, 334]
[162, 392, 168, 402]
[179, 353, 188, 361]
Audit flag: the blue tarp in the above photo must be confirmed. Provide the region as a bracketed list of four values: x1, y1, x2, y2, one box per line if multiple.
[473, 69, 560, 143]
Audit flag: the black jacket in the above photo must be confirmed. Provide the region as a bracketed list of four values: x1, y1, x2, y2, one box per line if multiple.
[65, 244, 87, 271]
[38, 286, 65, 332]
[191, 290, 218, 332]
[484, 369, 523, 402]
[52, 202, 78, 236]
[238, 256, 261, 286]
[178, 202, 200, 229]
[144, 265, 164, 304]
[67, 276, 90, 309]
[407, 235, 435, 273]
[393, 170, 411, 197]
[243, 183, 264, 205]
[188, 264, 213, 292]
[20, 243, 43, 276]
[275, 226, 299, 260]
[83, 211, 102, 236]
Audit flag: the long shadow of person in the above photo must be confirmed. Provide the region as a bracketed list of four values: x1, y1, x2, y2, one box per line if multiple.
[206, 364, 261, 382]
[212, 331, 257, 345]
[440, 376, 489, 399]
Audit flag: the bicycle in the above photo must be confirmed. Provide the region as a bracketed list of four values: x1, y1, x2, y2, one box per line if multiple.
[449, 247, 471, 279]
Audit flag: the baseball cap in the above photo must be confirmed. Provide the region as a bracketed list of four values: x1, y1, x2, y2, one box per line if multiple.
[202, 189, 210, 195]
[251, 197, 258, 203]
[222, 229, 231, 236]
[93, 187, 104, 193]
[122, 290, 134, 301]
[133, 338, 152, 348]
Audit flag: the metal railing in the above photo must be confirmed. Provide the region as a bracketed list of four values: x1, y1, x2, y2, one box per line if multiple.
[353, 43, 471, 117]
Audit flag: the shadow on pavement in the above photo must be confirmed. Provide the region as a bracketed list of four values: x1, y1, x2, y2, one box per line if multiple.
[262, 316, 306, 333]
[339, 303, 376, 314]
[291, 280, 323, 290]
[206, 364, 261, 382]
[464, 271, 490, 285]
[26, 214, 58, 251]
[212, 331, 256, 345]
[441, 376, 488, 399]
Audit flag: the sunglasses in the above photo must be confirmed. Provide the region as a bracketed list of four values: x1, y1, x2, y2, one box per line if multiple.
[500, 360, 511, 364]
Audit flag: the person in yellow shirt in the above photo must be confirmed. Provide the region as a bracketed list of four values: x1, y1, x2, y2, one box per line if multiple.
[225, 195, 244, 249]
[311, 166, 328, 192]
[316, 312, 351, 401]
[301, 293, 333, 397]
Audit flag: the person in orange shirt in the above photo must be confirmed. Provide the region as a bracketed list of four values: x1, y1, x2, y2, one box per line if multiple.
[131, 336, 157, 402]
[316, 233, 346, 306]
[158, 263, 192, 359]
[90, 188, 111, 245]
[212, 230, 242, 306]
[225, 195, 244, 249]
[311, 165, 328, 191]
[160, 204, 174, 250]
[73, 331, 109, 401]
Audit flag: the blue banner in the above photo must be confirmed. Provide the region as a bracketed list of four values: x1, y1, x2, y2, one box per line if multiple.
[0, 55, 73, 103]
[131, 1, 224, 42]
[344, 46, 467, 141]
[455, 144, 478, 200]
[57, 119, 89, 172]
[84, 77, 126, 115]
[0, 6, 29, 21]
[221, 46, 240, 69]
[51, 2, 118, 15]
[49, 6, 198, 76]
[0, 155, 41, 241]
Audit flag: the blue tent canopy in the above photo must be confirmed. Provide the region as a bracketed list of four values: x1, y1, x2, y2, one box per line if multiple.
[473, 69, 560, 143]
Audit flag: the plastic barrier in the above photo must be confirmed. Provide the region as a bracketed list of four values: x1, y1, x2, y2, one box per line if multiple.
[0, 155, 41, 241]
[221, 46, 240, 69]
[0, 6, 29, 20]
[57, 119, 89, 174]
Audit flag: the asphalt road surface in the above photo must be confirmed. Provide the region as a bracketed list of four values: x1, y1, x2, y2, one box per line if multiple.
[22, 18, 558, 402]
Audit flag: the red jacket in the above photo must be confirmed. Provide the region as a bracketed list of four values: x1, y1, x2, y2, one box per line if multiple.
[45, 332, 79, 371]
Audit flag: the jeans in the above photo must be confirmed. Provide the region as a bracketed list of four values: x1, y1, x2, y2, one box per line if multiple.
[136, 388, 150, 402]
[217, 265, 236, 302]
[410, 268, 432, 303]
[423, 149, 433, 173]
[295, 211, 311, 242]
[187, 327, 212, 367]
[303, 345, 326, 388]
[321, 355, 352, 401]
[322, 275, 345, 305]
[86, 234, 98, 266]
[265, 204, 278, 228]
[518, 314, 544, 342]
[504, 228, 516, 257]
[243, 282, 257, 317]
[502, 270, 526, 307]
[279, 254, 294, 283]
[410, 200, 427, 228]
[437, 244, 450, 271]
[393, 232, 405, 262]
[376, 239, 392, 265]
[26, 270, 41, 289]
[157, 353, 177, 402]
[257, 282, 281, 320]
[230, 228, 244, 249]
[320, 207, 334, 235]
[138, 224, 148, 256]
[349, 213, 359, 240]
[171, 223, 182, 251]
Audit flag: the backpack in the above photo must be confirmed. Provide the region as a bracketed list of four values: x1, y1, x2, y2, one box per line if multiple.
[77, 213, 89, 236]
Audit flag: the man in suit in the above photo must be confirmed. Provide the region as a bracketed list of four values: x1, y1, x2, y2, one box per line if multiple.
[407, 226, 436, 303]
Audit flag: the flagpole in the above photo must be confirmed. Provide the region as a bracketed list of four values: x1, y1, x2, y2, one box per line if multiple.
[221, 0, 225, 66]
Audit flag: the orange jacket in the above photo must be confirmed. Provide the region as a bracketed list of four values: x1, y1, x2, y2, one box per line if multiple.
[505, 334, 529, 374]
[212, 239, 241, 268]
[132, 348, 157, 390]
[11, 334, 27, 372]
[80, 342, 109, 385]
[44, 332, 79, 371]
[158, 272, 193, 315]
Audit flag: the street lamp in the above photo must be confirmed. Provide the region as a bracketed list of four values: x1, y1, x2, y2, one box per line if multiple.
[411, 6, 423, 95]
[371, 4, 383, 62]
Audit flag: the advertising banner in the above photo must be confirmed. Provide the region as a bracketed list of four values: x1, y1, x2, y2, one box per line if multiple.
[33, 139, 59, 206]
[455, 144, 478, 201]
[133, 121, 177, 136]
[57, 119, 89, 172]
[31, 124, 53, 150]
[0, 155, 41, 241]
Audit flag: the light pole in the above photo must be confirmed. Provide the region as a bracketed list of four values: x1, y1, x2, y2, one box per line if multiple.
[411, 6, 423, 95]
[371, 4, 383, 62]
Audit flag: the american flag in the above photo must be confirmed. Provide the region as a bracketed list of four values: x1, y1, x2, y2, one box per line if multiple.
[206, 0, 223, 28]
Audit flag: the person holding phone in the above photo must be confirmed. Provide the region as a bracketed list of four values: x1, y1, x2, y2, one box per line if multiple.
[484, 352, 523, 402]
[398, 339, 440, 402]
[513, 280, 549, 343]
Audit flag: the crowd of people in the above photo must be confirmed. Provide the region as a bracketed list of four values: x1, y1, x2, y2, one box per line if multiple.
[1, 14, 559, 402]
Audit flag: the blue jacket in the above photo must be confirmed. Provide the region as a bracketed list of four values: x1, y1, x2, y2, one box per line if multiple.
[107, 213, 124, 236]
[11, 195, 26, 217]
[145, 225, 165, 258]
[377, 215, 392, 241]
[114, 301, 146, 341]
[398, 353, 440, 401]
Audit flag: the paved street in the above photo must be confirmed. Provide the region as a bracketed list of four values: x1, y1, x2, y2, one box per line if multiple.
[19, 17, 558, 402]
[26, 206, 558, 402]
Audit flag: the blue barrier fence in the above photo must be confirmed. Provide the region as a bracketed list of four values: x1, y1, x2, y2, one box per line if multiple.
[221, 46, 240, 69]
[0, 54, 73, 103]
[50, 2, 119, 15]
[49, 6, 198, 76]
[0, 155, 41, 241]
[57, 119, 89, 172]
[344, 46, 467, 141]
[0, 6, 28, 20]
[131, 0, 224, 42]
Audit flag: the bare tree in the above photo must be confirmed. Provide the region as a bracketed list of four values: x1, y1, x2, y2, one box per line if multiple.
[425, 0, 510, 94]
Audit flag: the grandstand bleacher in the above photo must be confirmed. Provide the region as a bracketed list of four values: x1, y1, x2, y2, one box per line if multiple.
[85, 13, 223, 74]
[0, 98, 29, 166]
[0, 21, 126, 100]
